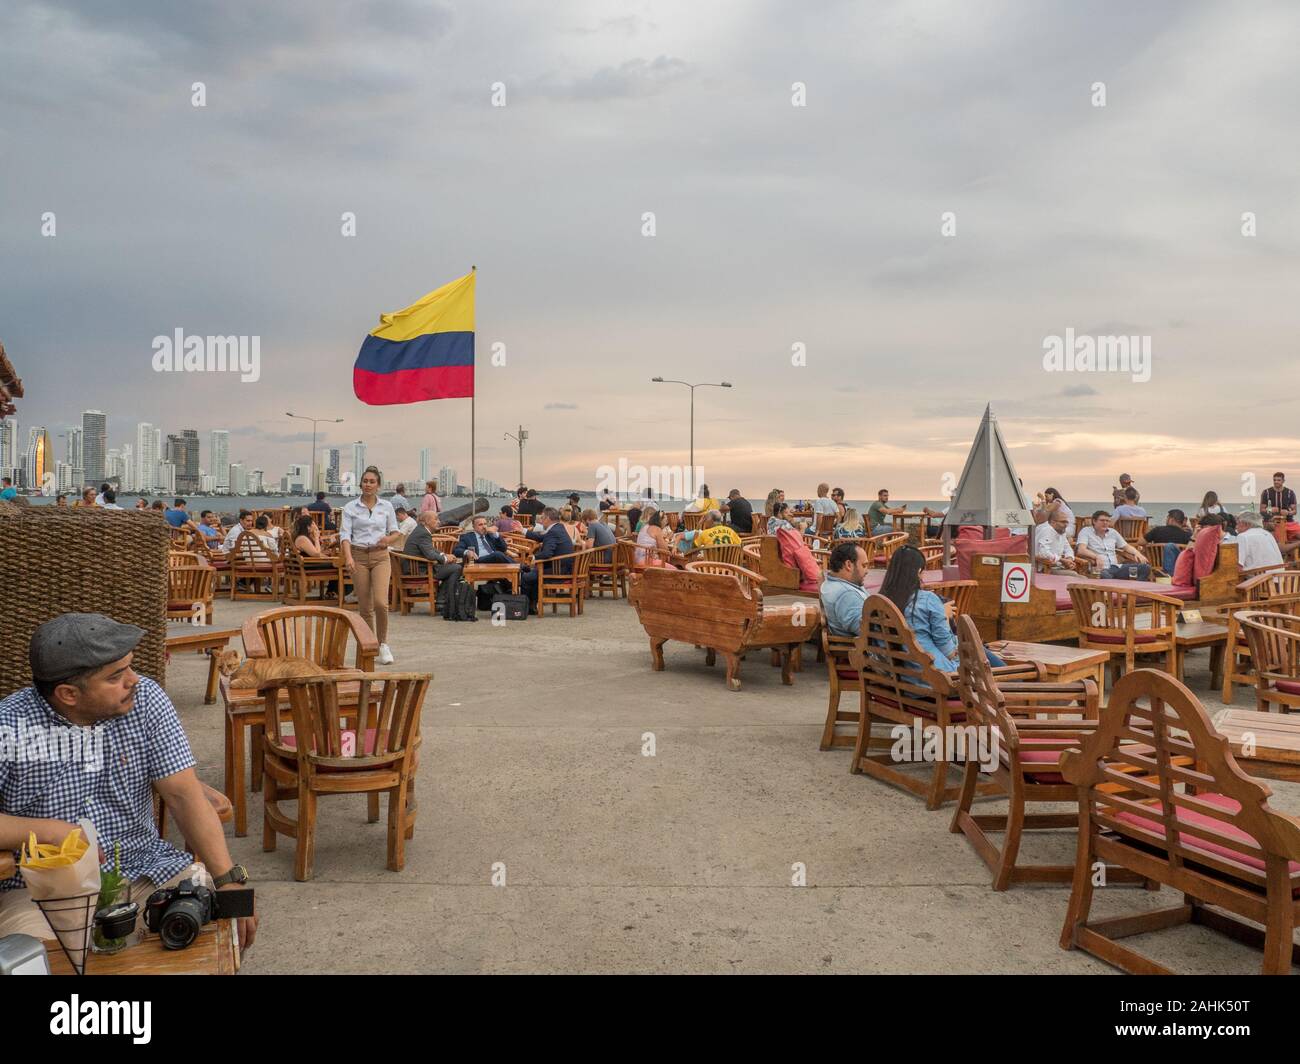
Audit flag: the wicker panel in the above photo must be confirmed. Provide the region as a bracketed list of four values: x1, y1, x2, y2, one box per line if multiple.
[0, 503, 169, 697]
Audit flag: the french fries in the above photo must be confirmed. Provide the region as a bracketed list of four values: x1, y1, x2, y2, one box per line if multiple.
[19, 828, 88, 868]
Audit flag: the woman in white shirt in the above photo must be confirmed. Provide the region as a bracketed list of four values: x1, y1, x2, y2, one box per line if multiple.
[1032, 487, 1076, 537]
[341, 465, 401, 664]
[1196, 491, 1224, 519]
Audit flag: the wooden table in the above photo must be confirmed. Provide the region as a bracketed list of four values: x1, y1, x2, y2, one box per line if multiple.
[1173, 621, 1229, 690]
[986, 640, 1110, 693]
[45, 920, 239, 975]
[891, 511, 931, 535]
[166, 623, 241, 704]
[1211, 708, 1300, 783]
[462, 561, 521, 594]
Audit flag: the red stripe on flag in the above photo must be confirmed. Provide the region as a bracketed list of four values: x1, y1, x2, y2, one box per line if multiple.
[353, 365, 474, 405]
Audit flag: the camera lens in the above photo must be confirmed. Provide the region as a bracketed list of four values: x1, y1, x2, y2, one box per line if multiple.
[159, 897, 205, 950]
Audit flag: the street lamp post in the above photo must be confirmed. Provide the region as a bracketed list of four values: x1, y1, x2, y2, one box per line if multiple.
[503, 426, 529, 488]
[650, 378, 732, 498]
[285, 412, 343, 495]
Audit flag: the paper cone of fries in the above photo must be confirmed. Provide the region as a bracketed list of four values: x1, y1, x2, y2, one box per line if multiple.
[18, 818, 101, 974]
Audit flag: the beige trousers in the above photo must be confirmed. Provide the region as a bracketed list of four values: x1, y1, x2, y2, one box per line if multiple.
[350, 545, 390, 643]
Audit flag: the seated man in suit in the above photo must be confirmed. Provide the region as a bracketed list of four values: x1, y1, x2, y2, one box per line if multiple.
[455, 515, 513, 565]
[402, 512, 464, 605]
[520, 508, 575, 612]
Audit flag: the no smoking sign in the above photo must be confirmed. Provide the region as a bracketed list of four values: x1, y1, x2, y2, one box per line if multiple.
[1001, 561, 1031, 603]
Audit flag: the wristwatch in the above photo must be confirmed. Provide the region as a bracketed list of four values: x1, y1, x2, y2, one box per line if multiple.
[212, 864, 249, 888]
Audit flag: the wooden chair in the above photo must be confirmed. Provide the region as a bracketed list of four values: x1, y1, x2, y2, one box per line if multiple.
[1140, 541, 1183, 577]
[167, 564, 215, 624]
[682, 511, 707, 531]
[692, 542, 744, 567]
[535, 547, 597, 616]
[950, 615, 1105, 889]
[1059, 668, 1300, 974]
[154, 780, 233, 850]
[261, 672, 429, 880]
[1238, 611, 1300, 714]
[1239, 568, 1300, 600]
[849, 595, 1039, 809]
[588, 539, 626, 599]
[220, 606, 380, 836]
[1069, 583, 1178, 683]
[228, 530, 284, 601]
[1115, 517, 1149, 544]
[504, 533, 539, 562]
[168, 551, 204, 568]
[751, 513, 766, 535]
[683, 560, 765, 596]
[928, 579, 976, 618]
[919, 544, 944, 570]
[190, 536, 231, 592]
[868, 532, 907, 568]
[283, 545, 345, 607]
[631, 565, 820, 690]
[814, 512, 837, 537]
[1220, 594, 1300, 704]
[389, 550, 441, 615]
[819, 625, 859, 750]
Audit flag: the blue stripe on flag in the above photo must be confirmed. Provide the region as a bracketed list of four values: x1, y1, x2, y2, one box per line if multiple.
[355, 331, 474, 374]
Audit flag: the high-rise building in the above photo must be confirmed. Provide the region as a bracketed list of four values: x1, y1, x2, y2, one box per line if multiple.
[25, 426, 52, 492]
[135, 423, 157, 494]
[157, 461, 176, 495]
[0, 418, 16, 480]
[419, 448, 434, 486]
[325, 448, 341, 493]
[65, 428, 84, 487]
[120, 443, 134, 493]
[351, 441, 366, 486]
[249, 469, 264, 494]
[165, 429, 200, 494]
[283, 464, 308, 493]
[105, 447, 126, 488]
[210, 430, 229, 492]
[228, 462, 248, 495]
[153, 427, 162, 490]
[439, 466, 457, 496]
[81, 410, 107, 484]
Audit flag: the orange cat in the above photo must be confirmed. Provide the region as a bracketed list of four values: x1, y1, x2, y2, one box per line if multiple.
[215, 648, 328, 689]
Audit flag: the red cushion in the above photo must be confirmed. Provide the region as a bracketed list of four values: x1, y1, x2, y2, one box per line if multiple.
[870, 693, 966, 721]
[1013, 737, 1073, 783]
[953, 536, 1029, 580]
[836, 666, 859, 681]
[1274, 680, 1300, 695]
[1113, 792, 1300, 882]
[1085, 632, 1167, 645]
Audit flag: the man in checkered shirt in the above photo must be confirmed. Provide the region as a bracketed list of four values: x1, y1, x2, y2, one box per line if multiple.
[0, 613, 256, 950]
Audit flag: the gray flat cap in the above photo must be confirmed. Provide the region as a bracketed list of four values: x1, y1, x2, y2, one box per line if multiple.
[30, 613, 145, 683]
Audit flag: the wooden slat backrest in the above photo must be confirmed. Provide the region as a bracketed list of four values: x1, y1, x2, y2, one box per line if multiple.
[683, 560, 765, 596]
[1239, 569, 1300, 600]
[814, 513, 837, 536]
[168, 551, 204, 568]
[869, 532, 907, 563]
[231, 529, 275, 564]
[635, 566, 761, 634]
[849, 594, 956, 713]
[1060, 669, 1300, 891]
[1238, 611, 1300, 684]
[1068, 583, 1179, 642]
[268, 672, 429, 766]
[693, 543, 744, 567]
[682, 511, 707, 530]
[250, 607, 356, 668]
[928, 579, 976, 618]
[829, 537, 877, 567]
[1115, 517, 1149, 543]
[167, 565, 213, 604]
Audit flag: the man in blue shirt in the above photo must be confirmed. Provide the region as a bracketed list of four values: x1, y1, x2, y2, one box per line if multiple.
[0, 477, 16, 500]
[819, 542, 871, 636]
[163, 498, 190, 528]
[0, 613, 256, 949]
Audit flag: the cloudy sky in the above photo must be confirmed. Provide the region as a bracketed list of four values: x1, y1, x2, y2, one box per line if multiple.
[2, 0, 1297, 501]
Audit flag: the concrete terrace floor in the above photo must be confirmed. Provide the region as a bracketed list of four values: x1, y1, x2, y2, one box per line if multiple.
[163, 590, 1300, 975]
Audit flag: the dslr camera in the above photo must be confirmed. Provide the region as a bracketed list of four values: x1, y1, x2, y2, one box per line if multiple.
[144, 879, 255, 950]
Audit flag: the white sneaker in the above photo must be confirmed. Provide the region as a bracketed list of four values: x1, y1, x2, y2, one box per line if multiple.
[377, 643, 394, 665]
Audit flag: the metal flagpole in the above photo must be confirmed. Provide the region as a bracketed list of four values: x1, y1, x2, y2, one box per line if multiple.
[470, 266, 476, 510]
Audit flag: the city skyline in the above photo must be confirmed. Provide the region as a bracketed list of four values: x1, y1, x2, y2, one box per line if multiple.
[3, 1, 1299, 502]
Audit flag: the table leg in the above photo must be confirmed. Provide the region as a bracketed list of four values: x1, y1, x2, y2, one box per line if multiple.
[204, 649, 221, 705]
[1209, 643, 1225, 692]
[231, 718, 247, 837]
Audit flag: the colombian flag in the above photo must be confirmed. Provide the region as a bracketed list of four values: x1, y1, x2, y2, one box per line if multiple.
[353, 271, 475, 405]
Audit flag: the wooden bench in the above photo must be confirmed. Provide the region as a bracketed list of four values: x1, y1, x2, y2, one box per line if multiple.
[743, 535, 819, 598]
[630, 566, 821, 690]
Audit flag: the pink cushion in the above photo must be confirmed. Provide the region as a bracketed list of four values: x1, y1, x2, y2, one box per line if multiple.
[870, 693, 965, 721]
[1274, 680, 1300, 695]
[1086, 632, 1167, 645]
[953, 536, 1029, 581]
[836, 666, 859, 681]
[1113, 792, 1300, 882]
[776, 526, 821, 591]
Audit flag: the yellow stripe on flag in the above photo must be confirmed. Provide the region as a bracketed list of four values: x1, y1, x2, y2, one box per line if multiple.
[369, 271, 475, 342]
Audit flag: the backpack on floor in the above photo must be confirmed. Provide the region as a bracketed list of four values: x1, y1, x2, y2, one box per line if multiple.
[441, 572, 478, 622]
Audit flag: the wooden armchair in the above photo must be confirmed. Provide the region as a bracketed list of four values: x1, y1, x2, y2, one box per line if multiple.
[682, 511, 707, 531]
[228, 530, 284, 601]
[1059, 669, 1300, 974]
[588, 539, 627, 599]
[1239, 569, 1300, 600]
[1115, 517, 1149, 544]
[389, 550, 441, 615]
[951, 616, 1107, 889]
[261, 672, 430, 880]
[1140, 541, 1183, 577]
[219, 606, 381, 836]
[1220, 594, 1300, 704]
[1068, 583, 1179, 682]
[691, 542, 744, 567]
[535, 547, 597, 616]
[819, 624, 859, 751]
[504, 533, 539, 562]
[1238, 610, 1300, 714]
[684, 560, 765, 595]
[167, 564, 215, 624]
[814, 512, 837, 537]
[928, 579, 976, 618]
[751, 513, 766, 535]
[868, 532, 907, 568]
[849, 595, 1039, 808]
[283, 545, 345, 607]
[168, 551, 205, 568]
